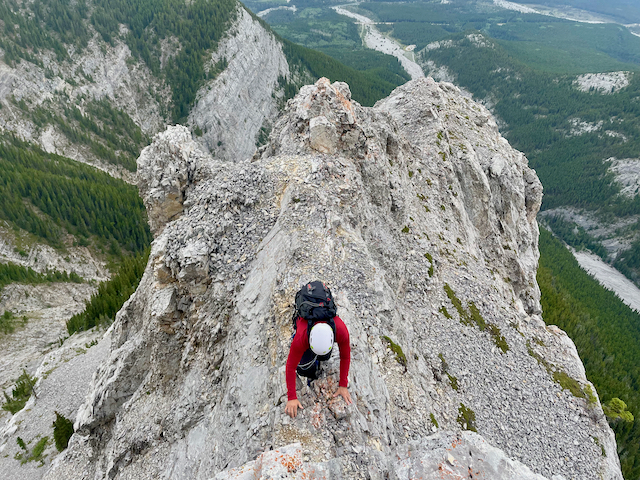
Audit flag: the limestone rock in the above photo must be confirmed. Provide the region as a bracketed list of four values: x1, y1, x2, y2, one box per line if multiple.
[44, 78, 621, 480]
[137, 125, 212, 235]
[189, 7, 290, 162]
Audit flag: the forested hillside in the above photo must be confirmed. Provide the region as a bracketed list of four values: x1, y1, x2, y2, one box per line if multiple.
[539, 228, 640, 478]
[0, 136, 151, 254]
[281, 39, 409, 106]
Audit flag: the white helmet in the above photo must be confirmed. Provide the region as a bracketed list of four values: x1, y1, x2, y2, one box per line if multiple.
[309, 323, 334, 355]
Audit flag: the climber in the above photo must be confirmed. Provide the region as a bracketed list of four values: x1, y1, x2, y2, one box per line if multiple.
[285, 281, 353, 418]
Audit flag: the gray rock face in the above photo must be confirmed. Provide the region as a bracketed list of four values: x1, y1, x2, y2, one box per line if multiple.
[0, 36, 168, 179]
[213, 432, 550, 480]
[44, 78, 621, 480]
[137, 125, 213, 236]
[0, 328, 109, 480]
[189, 7, 290, 162]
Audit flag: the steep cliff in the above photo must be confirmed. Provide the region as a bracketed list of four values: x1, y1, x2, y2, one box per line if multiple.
[43, 78, 621, 480]
[188, 7, 290, 163]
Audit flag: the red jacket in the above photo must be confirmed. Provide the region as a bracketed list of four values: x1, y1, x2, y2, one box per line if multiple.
[286, 316, 351, 401]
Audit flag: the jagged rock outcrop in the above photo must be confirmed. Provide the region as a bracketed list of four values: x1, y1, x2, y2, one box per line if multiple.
[45, 78, 621, 480]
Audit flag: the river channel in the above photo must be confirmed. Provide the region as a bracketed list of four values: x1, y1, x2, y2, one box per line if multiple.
[332, 5, 424, 80]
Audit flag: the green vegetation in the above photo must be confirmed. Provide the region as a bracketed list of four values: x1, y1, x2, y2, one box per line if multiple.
[527, 337, 596, 403]
[444, 284, 508, 353]
[553, 370, 589, 399]
[457, 403, 477, 432]
[0, 310, 28, 335]
[436, 353, 459, 390]
[0, 310, 16, 334]
[0, 0, 237, 123]
[0, 263, 83, 292]
[438, 352, 448, 371]
[15, 436, 49, 465]
[381, 335, 407, 367]
[2, 370, 37, 415]
[25, 99, 148, 171]
[90, 0, 237, 121]
[429, 412, 439, 428]
[424, 252, 434, 277]
[604, 398, 635, 424]
[447, 373, 459, 391]
[357, 1, 640, 72]
[594, 436, 607, 457]
[0, 136, 151, 254]
[260, 4, 409, 106]
[542, 215, 608, 260]
[282, 39, 407, 107]
[0, 0, 82, 65]
[538, 228, 640, 477]
[52, 411, 74, 452]
[67, 250, 149, 334]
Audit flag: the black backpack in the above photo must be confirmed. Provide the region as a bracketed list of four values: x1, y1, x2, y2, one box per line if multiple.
[292, 281, 337, 340]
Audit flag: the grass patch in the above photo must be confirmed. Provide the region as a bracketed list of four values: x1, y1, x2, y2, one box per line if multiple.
[424, 252, 434, 277]
[439, 305, 452, 319]
[527, 340, 595, 403]
[457, 403, 477, 432]
[430, 412, 439, 428]
[447, 373, 459, 391]
[444, 284, 509, 353]
[553, 370, 586, 399]
[2, 370, 37, 414]
[381, 335, 407, 368]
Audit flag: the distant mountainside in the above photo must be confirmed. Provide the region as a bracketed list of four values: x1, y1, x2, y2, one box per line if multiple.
[0, 0, 402, 281]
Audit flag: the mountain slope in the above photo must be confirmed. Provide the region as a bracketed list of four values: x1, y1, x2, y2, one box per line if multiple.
[41, 78, 620, 480]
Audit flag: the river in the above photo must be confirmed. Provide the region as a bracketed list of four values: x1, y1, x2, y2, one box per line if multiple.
[332, 5, 424, 80]
[572, 249, 640, 313]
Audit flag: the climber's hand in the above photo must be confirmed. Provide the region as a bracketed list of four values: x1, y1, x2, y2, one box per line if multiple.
[285, 399, 303, 418]
[333, 386, 353, 405]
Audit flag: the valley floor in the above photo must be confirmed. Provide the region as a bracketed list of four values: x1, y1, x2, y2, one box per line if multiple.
[572, 249, 640, 313]
[332, 5, 424, 80]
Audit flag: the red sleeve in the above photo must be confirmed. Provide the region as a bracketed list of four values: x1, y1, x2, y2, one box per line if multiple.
[334, 316, 351, 388]
[286, 318, 308, 401]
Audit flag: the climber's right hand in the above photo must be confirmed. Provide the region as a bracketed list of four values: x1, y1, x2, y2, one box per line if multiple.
[285, 399, 303, 418]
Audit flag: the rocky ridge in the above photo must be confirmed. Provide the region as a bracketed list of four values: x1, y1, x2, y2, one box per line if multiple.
[42, 77, 621, 479]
